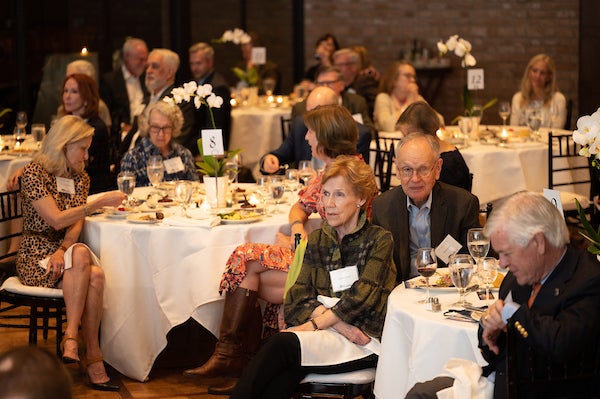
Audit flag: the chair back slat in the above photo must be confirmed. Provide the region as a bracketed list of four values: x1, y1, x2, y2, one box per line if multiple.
[548, 132, 591, 196]
[0, 189, 23, 262]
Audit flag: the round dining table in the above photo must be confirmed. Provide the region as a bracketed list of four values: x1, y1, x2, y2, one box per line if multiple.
[81, 184, 312, 381]
[374, 284, 489, 399]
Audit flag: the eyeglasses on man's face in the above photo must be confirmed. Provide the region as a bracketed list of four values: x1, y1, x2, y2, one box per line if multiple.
[149, 125, 173, 135]
[398, 165, 435, 179]
[316, 79, 340, 87]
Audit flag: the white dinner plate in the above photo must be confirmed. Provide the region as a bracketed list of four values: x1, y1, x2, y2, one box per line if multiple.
[126, 213, 159, 224]
[220, 216, 262, 225]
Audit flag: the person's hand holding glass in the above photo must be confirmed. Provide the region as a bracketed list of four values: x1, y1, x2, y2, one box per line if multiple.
[146, 155, 164, 191]
[448, 253, 475, 307]
[416, 247, 437, 303]
[117, 172, 136, 207]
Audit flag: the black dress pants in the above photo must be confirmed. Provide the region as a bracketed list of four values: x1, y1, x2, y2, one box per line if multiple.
[230, 331, 378, 399]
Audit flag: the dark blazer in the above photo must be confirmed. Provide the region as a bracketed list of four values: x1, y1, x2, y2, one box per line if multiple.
[86, 115, 114, 193]
[480, 247, 600, 398]
[176, 70, 232, 155]
[100, 68, 148, 131]
[371, 181, 480, 283]
[259, 115, 372, 173]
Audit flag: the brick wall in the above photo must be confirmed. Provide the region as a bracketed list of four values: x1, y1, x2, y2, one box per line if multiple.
[304, 0, 580, 127]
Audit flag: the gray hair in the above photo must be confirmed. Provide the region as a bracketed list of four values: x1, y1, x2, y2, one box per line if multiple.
[189, 42, 215, 61]
[139, 101, 184, 139]
[66, 60, 97, 81]
[332, 48, 360, 64]
[315, 66, 344, 82]
[484, 191, 569, 248]
[396, 132, 440, 160]
[149, 48, 180, 72]
[123, 37, 148, 55]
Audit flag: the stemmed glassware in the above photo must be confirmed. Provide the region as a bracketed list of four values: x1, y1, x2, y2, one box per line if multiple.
[31, 123, 46, 149]
[174, 181, 194, 217]
[298, 160, 316, 187]
[256, 175, 271, 209]
[526, 107, 542, 141]
[498, 102, 511, 126]
[269, 175, 285, 214]
[479, 257, 498, 304]
[146, 155, 164, 191]
[224, 156, 240, 186]
[448, 253, 475, 307]
[458, 117, 472, 141]
[467, 227, 490, 282]
[285, 168, 300, 192]
[416, 247, 437, 303]
[117, 172, 136, 207]
[14, 111, 28, 148]
[262, 78, 276, 97]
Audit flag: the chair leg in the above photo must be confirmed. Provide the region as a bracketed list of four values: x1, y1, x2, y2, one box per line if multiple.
[29, 305, 38, 345]
[43, 305, 50, 340]
[55, 305, 64, 356]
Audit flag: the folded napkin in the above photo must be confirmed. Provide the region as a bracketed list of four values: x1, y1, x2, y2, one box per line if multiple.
[437, 358, 493, 399]
[161, 215, 221, 227]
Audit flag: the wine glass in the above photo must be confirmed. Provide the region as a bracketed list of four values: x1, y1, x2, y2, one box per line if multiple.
[146, 155, 164, 190]
[467, 227, 490, 281]
[117, 172, 136, 207]
[479, 257, 498, 304]
[31, 123, 46, 149]
[458, 117, 472, 139]
[174, 181, 194, 217]
[498, 101, 510, 126]
[526, 107, 542, 141]
[285, 168, 300, 192]
[256, 175, 271, 209]
[15, 111, 27, 130]
[448, 253, 475, 307]
[298, 160, 316, 187]
[416, 247, 437, 302]
[262, 78, 276, 96]
[269, 175, 285, 213]
[224, 159, 239, 185]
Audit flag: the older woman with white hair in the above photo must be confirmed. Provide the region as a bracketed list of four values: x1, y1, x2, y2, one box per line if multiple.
[120, 100, 199, 186]
[17, 115, 126, 391]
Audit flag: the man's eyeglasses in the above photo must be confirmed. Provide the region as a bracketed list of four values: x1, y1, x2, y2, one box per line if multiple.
[399, 165, 435, 179]
[149, 125, 173, 135]
[316, 79, 340, 87]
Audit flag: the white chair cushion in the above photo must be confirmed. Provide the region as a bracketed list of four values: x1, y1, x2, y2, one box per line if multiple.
[0, 276, 64, 298]
[300, 367, 376, 384]
[559, 191, 590, 212]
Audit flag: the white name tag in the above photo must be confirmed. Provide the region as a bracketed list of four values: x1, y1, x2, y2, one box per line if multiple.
[56, 177, 75, 195]
[163, 157, 185, 174]
[435, 234, 462, 264]
[330, 265, 359, 293]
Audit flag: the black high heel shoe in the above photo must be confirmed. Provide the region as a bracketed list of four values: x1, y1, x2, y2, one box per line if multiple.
[81, 356, 120, 392]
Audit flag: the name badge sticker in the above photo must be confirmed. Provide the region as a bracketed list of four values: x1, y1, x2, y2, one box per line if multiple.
[330, 265, 359, 292]
[56, 177, 75, 195]
[164, 157, 185, 174]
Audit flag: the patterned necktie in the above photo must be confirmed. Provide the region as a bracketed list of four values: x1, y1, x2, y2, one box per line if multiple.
[528, 282, 542, 308]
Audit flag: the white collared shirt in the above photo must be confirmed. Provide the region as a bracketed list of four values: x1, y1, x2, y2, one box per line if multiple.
[122, 65, 145, 123]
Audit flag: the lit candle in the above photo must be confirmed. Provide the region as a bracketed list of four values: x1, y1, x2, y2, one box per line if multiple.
[81, 46, 88, 56]
[500, 128, 509, 144]
[276, 96, 283, 105]
[230, 98, 237, 107]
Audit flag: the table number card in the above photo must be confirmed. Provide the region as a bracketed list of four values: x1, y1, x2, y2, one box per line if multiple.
[543, 188, 564, 215]
[201, 129, 224, 156]
[467, 68, 485, 90]
[251, 47, 267, 65]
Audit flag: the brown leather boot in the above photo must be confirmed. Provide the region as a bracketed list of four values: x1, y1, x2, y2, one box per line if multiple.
[207, 302, 263, 395]
[183, 288, 258, 378]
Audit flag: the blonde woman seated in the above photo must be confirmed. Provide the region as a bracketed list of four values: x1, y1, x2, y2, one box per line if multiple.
[373, 61, 426, 132]
[184, 105, 364, 395]
[230, 156, 396, 399]
[17, 115, 126, 391]
[509, 53, 566, 129]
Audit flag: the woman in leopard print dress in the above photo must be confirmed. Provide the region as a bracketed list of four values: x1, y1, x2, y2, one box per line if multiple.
[17, 115, 125, 391]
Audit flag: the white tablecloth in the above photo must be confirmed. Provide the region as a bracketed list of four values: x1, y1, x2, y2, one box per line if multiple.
[82, 185, 299, 381]
[229, 106, 291, 179]
[374, 285, 487, 399]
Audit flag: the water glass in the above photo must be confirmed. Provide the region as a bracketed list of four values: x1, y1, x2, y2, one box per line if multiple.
[117, 172, 136, 206]
[256, 175, 271, 208]
[467, 227, 490, 281]
[285, 168, 300, 192]
[526, 107, 542, 140]
[298, 160, 316, 187]
[479, 257, 498, 304]
[498, 101, 510, 126]
[146, 155, 164, 189]
[174, 181, 194, 217]
[31, 123, 46, 149]
[448, 253, 475, 306]
[269, 175, 285, 213]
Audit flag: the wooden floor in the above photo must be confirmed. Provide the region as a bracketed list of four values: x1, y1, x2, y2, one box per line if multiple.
[0, 307, 228, 399]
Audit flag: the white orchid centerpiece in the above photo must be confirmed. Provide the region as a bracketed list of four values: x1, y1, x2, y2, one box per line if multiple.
[214, 28, 251, 45]
[164, 82, 241, 176]
[437, 34, 496, 121]
[573, 107, 600, 255]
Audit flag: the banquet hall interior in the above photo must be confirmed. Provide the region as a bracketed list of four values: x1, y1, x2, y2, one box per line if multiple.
[1, 1, 599, 398]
